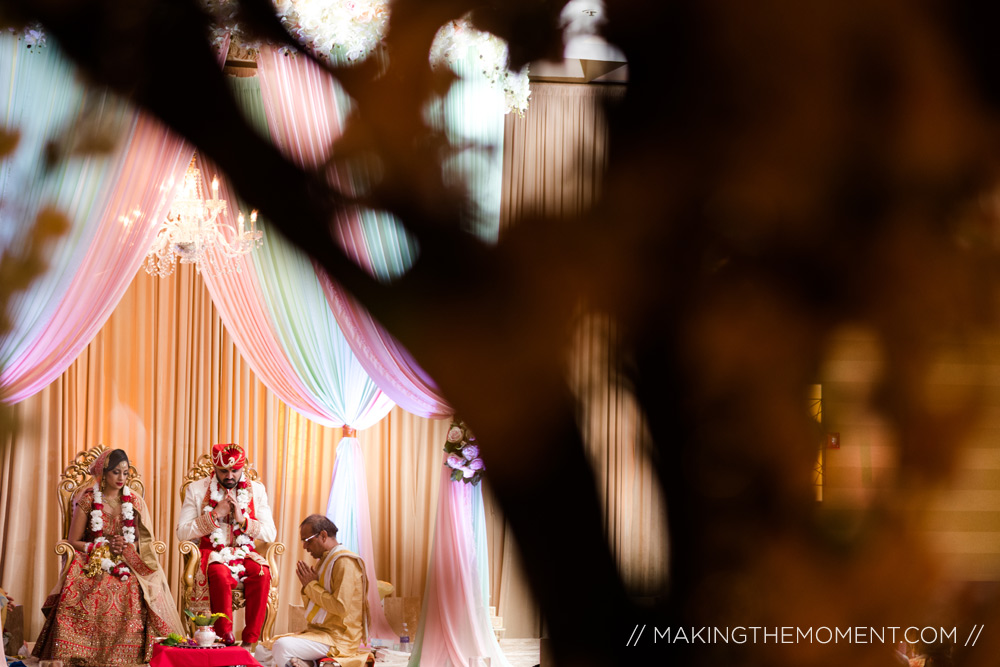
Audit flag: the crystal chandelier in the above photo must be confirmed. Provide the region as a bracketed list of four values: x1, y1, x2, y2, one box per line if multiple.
[145, 155, 263, 277]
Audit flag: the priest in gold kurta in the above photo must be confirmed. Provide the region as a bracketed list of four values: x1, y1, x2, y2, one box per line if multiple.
[256, 515, 372, 667]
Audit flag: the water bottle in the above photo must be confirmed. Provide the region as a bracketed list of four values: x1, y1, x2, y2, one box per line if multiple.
[400, 622, 411, 653]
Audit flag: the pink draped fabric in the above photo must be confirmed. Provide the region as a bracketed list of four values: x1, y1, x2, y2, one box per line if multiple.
[196, 246, 338, 426]
[256, 48, 337, 172]
[317, 275, 451, 418]
[2, 34, 231, 404]
[413, 462, 511, 667]
[1, 114, 190, 403]
[195, 152, 386, 429]
[256, 47, 452, 419]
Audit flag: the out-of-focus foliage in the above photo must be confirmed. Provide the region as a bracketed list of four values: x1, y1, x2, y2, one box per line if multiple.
[0, 127, 69, 446]
[6, 1, 1000, 666]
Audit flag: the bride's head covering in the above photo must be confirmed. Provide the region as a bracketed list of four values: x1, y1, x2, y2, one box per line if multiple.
[86, 448, 130, 490]
[89, 449, 113, 477]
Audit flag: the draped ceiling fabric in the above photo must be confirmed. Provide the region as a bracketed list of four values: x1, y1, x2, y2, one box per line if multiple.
[0, 34, 190, 404]
[196, 147, 395, 431]
[256, 47, 451, 419]
[256, 45, 509, 658]
[198, 74, 397, 639]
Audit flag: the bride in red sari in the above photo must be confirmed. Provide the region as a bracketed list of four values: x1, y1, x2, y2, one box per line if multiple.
[33, 449, 185, 665]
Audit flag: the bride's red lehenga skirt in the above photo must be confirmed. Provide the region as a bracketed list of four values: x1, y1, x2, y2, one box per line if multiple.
[32, 556, 172, 666]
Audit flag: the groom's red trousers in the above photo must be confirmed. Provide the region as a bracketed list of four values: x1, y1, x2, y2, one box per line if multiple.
[207, 559, 270, 642]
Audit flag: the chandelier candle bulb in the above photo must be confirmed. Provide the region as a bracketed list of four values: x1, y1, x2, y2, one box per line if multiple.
[144, 154, 264, 277]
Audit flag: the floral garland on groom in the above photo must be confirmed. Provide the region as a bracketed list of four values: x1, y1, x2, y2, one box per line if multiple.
[202, 443, 257, 582]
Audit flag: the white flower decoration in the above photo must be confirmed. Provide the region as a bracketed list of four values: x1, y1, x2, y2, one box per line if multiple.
[208, 477, 256, 582]
[430, 18, 531, 114]
[210, 482, 225, 503]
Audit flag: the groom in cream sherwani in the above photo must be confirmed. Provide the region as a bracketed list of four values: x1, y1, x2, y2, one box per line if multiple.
[176, 443, 277, 647]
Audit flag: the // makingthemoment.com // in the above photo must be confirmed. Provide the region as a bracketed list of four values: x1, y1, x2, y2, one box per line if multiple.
[625, 625, 985, 647]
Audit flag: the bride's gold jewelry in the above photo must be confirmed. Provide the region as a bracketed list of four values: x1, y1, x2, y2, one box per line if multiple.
[84, 543, 122, 578]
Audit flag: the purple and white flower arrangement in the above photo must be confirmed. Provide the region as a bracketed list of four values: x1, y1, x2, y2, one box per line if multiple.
[443, 420, 485, 485]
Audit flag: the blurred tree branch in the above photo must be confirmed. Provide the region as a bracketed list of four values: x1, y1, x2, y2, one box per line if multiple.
[7, 0, 1000, 665]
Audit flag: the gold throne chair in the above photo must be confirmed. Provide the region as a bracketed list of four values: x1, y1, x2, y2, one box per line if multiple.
[176, 454, 284, 642]
[55, 445, 165, 577]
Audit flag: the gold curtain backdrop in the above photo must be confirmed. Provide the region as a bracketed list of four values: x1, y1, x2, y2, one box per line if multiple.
[502, 82, 668, 598]
[0, 264, 462, 640]
[0, 81, 666, 642]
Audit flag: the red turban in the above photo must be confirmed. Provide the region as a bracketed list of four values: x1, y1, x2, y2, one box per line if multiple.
[212, 443, 246, 470]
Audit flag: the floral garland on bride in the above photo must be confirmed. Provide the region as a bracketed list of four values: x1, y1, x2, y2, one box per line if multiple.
[203, 476, 256, 582]
[444, 420, 485, 485]
[84, 483, 135, 580]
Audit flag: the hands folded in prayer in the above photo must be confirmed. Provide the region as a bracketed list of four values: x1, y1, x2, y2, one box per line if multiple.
[212, 492, 246, 525]
[295, 561, 318, 587]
